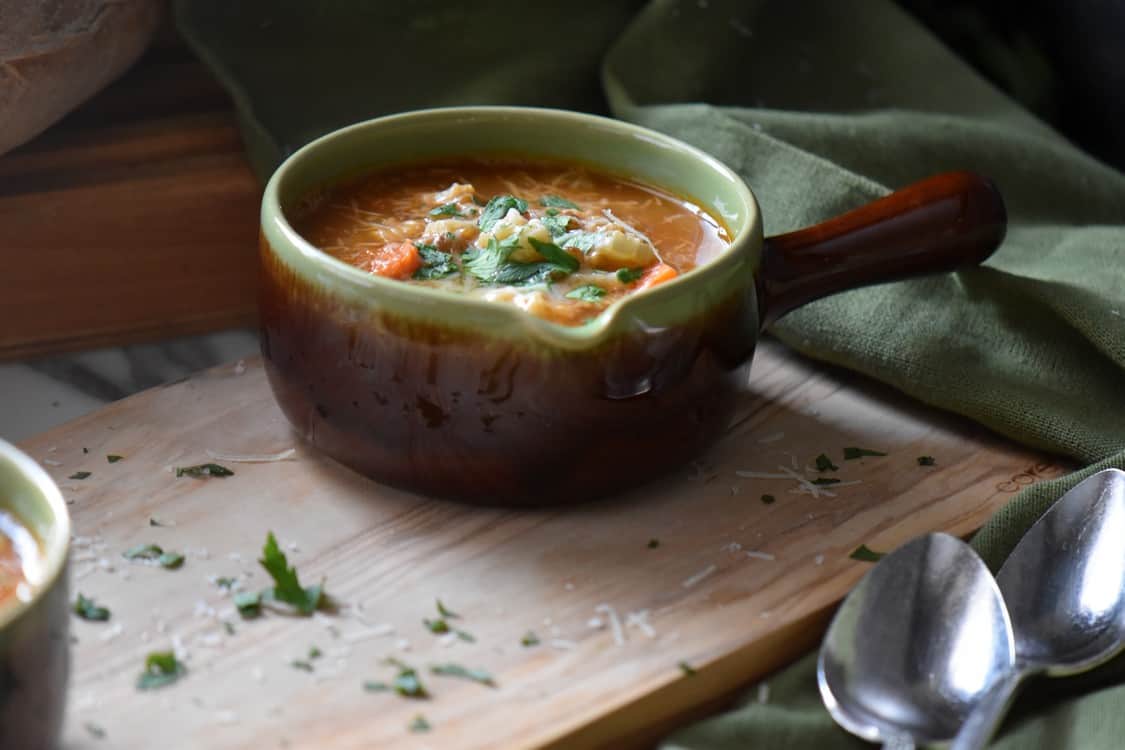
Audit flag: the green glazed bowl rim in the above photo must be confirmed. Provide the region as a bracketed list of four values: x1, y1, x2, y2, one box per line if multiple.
[261, 106, 761, 349]
[0, 438, 70, 630]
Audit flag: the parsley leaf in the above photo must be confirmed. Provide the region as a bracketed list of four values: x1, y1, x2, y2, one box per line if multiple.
[647, 538, 660, 549]
[678, 661, 697, 677]
[69, 471, 91, 480]
[616, 267, 645, 284]
[291, 660, 314, 672]
[542, 212, 572, 237]
[760, 494, 776, 505]
[527, 238, 579, 272]
[409, 715, 432, 733]
[424, 618, 449, 634]
[259, 531, 324, 615]
[559, 230, 599, 253]
[214, 576, 237, 590]
[815, 454, 838, 472]
[810, 477, 840, 486]
[123, 544, 164, 561]
[412, 243, 459, 280]
[158, 551, 185, 569]
[520, 631, 540, 647]
[917, 455, 936, 466]
[233, 590, 262, 619]
[464, 236, 567, 286]
[436, 599, 459, 619]
[383, 659, 429, 698]
[430, 663, 496, 687]
[850, 544, 886, 562]
[478, 195, 528, 232]
[539, 194, 579, 210]
[106, 454, 124, 463]
[428, 203, 463, 218]
[84, 721, 107, 740]
[843, 447, 887, 460]
[174, 463, 234, 478]
[73, 593, 111, 621]
[565, 285, 607, 302]
[136, 650, 186, 690]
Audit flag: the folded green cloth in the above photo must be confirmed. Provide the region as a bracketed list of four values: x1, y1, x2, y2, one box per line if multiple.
[176, 0, 1125, 746]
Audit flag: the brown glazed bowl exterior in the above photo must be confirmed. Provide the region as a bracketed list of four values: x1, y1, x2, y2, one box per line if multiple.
[259, 107, 762, 505]
[0, 438, 70, 749]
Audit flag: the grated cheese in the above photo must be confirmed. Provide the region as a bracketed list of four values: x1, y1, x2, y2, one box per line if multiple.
[550, 639, 577, 651]
[625, 610, 656, 639]
[595, 604, 625, 646]
[744, 550, 776, 561]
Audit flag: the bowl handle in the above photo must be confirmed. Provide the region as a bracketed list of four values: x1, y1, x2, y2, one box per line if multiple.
[756, 171, 1006, 328]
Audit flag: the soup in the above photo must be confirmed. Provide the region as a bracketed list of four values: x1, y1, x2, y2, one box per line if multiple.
[0, 511, 38, 608]
[291, 158, 732, 326]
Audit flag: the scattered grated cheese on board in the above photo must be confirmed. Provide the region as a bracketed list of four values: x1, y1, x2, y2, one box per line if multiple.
[744, 550, 776, 561]
[594, 604, 625, 646]
[682, 564, 717, 588]
[205, 448, 296, 463]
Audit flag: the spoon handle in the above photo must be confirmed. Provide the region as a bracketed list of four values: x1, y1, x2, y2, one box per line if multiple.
[950, 670, 1026, 750]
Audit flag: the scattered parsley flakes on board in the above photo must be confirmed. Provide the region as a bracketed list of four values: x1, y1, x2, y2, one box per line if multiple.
[760, 494, 776, 505]
[843, 447, 887, 460]
[409, 714, 432, 733]
[520, 631, 540, 647]
[257, 531, 325, 615]
[647, 538, 660, 549]
[73, 593, 110, 621]
[84, 721, 107, 740]
[174, 462, 234, 478]
[69, 471, 91, 480]
[850, 544, 886, 562]
[917, 455, 936, 466]
[811, 477, 840, 486]
[678, 661, 697, 677]
[430, 663, 496, 687]
[815, 454, 838, 472]
[136, 650, 186, 690]
[106, 454, 123, 463]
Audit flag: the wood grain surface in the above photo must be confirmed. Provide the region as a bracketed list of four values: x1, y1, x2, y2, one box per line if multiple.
[0, 40, 260, 361]
[18, 339, 1065, 749]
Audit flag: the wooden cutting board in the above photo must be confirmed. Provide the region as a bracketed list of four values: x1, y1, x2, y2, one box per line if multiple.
[20, 339, 1064, 749]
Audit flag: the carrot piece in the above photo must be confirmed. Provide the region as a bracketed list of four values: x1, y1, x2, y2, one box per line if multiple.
[365, 241, 423, 280]
[636, 263, 679, 291]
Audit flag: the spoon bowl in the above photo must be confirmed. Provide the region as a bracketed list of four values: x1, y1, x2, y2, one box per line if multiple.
[818, 533, 1015, 748]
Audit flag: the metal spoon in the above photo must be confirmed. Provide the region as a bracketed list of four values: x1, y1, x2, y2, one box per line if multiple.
[818, 533, 1016, 749]
[951, 467, 1125, 749]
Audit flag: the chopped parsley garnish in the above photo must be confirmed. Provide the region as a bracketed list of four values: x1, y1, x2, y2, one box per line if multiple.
[542, 212, 572, 237]
[678, 661, 697, 677]
[223, 621, 236, 635]
[149, 517, 170, 527]
[616, 267, 645, 284]
[291, 659, 314, 672]
[259, 531, 324, 615]
[123, 544, 164, 561]
[761, 494, 776, 505]
[412, 243, 459, 280]
[309, 645, 323, 659]
[810, 477, 841, 486]
[409, 715, 432, 733]
[424, 618, 450, 634]
[647, 538, 660, 549]
[559, 230, 599, 253]
[526, 237, 579, 272]
[158, 551, 184, 569]
[85, 721, 107, 740]
[82, 447, 89, 454]
[436, 599, 459, 619]
[430, 663, 495, 687]
[843, 447, 887, 460]
[381, 659, 429, 698]
[539, 194, 580, 210]
[464, 236, 571, 286]
[73, 593, 111, 621]
[850, 544, 886, 562]
[815, 454, 838, 472]
[69, 471, 91, 480]
[233, 591, 262, 618]
[917, 455, 936, 466]
[478, 194, 528, 232]
[136, 650, 186, 690]
[106, 454, 124, 463]
[214, 577, 237, 590]
[520, 631, 540, 647]
[428, 202, 463, 218]
[363, 680, 389, 693]
[455, 629, 476, 643]
[566, 285, 607, 302]
[174, 463, 234, 478]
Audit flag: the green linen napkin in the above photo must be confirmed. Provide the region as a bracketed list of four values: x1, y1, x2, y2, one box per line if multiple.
[176, 0, 1125, 746]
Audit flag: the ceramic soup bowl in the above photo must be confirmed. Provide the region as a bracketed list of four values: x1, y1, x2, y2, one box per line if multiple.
[259, 107, 1004, 505]
[0, 438, 70, 749]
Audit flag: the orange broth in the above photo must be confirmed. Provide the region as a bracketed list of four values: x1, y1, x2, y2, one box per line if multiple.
[291, 158, 731, 326]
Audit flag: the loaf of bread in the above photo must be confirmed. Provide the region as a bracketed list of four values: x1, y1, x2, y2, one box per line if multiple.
[0, 0, 161, 156]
